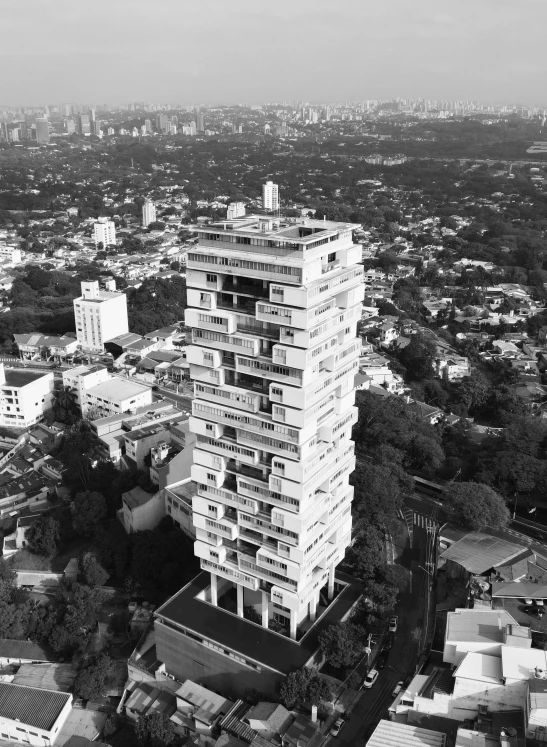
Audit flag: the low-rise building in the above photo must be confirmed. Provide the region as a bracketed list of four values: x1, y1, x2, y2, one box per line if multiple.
[14, 334, 79, 361]
[120, 486, 165, 534]
[0, 682, 72, 746]
[63, 365, 152, 417]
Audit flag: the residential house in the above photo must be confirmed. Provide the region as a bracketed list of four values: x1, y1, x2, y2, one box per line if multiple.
[171, 680, 233, 740]
[14, 333, 79, 361]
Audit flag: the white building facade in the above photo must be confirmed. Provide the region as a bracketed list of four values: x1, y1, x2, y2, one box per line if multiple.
[0, 365, 54, 428]
[185, 215, 363, 639]
[142, 199, 157, 228]
[93, 217, 116, 248]
[262, 181, 279, 212]
[73, 280, 129, 352]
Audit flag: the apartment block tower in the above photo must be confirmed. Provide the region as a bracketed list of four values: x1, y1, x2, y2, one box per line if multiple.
[73, 280, 129, 352]
[184, 215, 363, 641]
[262, 180, 279, 212]
[142, 199, 157, 228]
[93, 217, 116, 248]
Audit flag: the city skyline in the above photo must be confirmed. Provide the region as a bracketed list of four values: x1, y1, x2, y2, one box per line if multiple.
[2, 0, 545, 105]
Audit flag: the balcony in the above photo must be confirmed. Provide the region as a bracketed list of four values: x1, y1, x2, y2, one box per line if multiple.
[223, 279, 269, 299]
[217, 297, 257, 315]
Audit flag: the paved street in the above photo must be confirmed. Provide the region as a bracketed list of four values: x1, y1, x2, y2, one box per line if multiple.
[154, 386, 193, 413]
[327, 494, 437, 746]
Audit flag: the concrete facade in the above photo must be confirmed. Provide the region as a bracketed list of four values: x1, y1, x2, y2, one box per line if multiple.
[186, 215, 362, 640]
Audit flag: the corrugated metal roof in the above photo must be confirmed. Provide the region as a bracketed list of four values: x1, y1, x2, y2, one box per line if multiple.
[440, 532, 524, 573]
[0, 682, 70, 730]
[367, 720, 446, 747]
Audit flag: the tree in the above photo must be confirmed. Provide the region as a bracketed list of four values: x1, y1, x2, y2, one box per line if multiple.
[279, 667, 332, 709]
[396, 333, 436, 381]
[79, 551, 109, 587]
[72, 491, 107, 535]
[52, 385, 79, 423]
[318, 622, 364, 669]
[344, 524, 385, 580]
[25, 516, 61, 557]
[135, 712, 175, 746]
[444, 482, 510, 530]
[383, 564, 410, 593]
[57, 420, 104, 490]
[74, 654, 116, 701]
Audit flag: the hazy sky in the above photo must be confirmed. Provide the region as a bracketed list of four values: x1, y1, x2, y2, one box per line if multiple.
[2, 0, 546, 105]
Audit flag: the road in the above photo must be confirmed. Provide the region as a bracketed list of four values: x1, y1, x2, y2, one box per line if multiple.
[154, 386, 193, 414]
[330, 494, 437, 746]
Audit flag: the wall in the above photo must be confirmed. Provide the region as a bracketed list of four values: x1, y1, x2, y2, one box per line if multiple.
[154, 620, 282, 700]
[123, 492, 165, 534]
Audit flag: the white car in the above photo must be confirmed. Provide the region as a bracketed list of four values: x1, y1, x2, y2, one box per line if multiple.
[389, 616, 398, 633]
[330, 718, 344, 737]
[363, 669, 379, 689]
[392, 681, 404, 697]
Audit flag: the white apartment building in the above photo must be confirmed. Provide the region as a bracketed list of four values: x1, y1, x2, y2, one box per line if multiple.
[0, 246, 21, 264]
[262, 181, 279, 212]
[142, 199, 157, 228]
[73, 280, 129, 352]
[63, 364, 153, 417]
[185, 215, 363, 639]
[93, 217, 116, 248]
[227, 202, 246, 220]
[0, 364, 54, 428]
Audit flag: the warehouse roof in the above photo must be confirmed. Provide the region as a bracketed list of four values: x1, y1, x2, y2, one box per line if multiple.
[366, 719, 446, 747]
[440, 532, 524, 573]
[0, 682, 70, 730]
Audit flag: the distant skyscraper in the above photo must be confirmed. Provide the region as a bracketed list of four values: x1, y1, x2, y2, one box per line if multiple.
[196, 113, 205, 132]
[78, 114, 91, 135]
[144, 119, 152, 134]
[189, 121, 197, 136]
[66, 119, 76, 135]
[262, 180, 279, 211]
[155, 113, 168, 132]
[35, 117, 50, 144]
[93, 120, 102, 137]
[142, 199, 157, 228]
[63, 103, 72, 117]
[89, 108, 96, 123]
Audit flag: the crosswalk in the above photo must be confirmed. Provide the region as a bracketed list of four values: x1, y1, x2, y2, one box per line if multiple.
[398, 508, 436, 547]
[413, 512, 436, 529]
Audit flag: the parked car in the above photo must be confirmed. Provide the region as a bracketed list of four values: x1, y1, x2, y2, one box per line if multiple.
[330, 719, 344, 737]
[382, 636, 393, 651]
[536, 599, 545, 607]
[392, 681, 404, 697]
[376, 651, 389, 669]
[389, 616, 398, 633]
[523, 605, 544, 618]
[362, 669, 379, 689]
[523, 598, 534, 605]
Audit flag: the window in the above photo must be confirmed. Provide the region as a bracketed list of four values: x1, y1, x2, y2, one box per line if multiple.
[206, 273, 217, 282]
[328, 252, 336, 262]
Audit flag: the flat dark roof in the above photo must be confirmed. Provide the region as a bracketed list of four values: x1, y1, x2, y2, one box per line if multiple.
[155, 571, 364, 675]
[4, 369, 48, 388]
